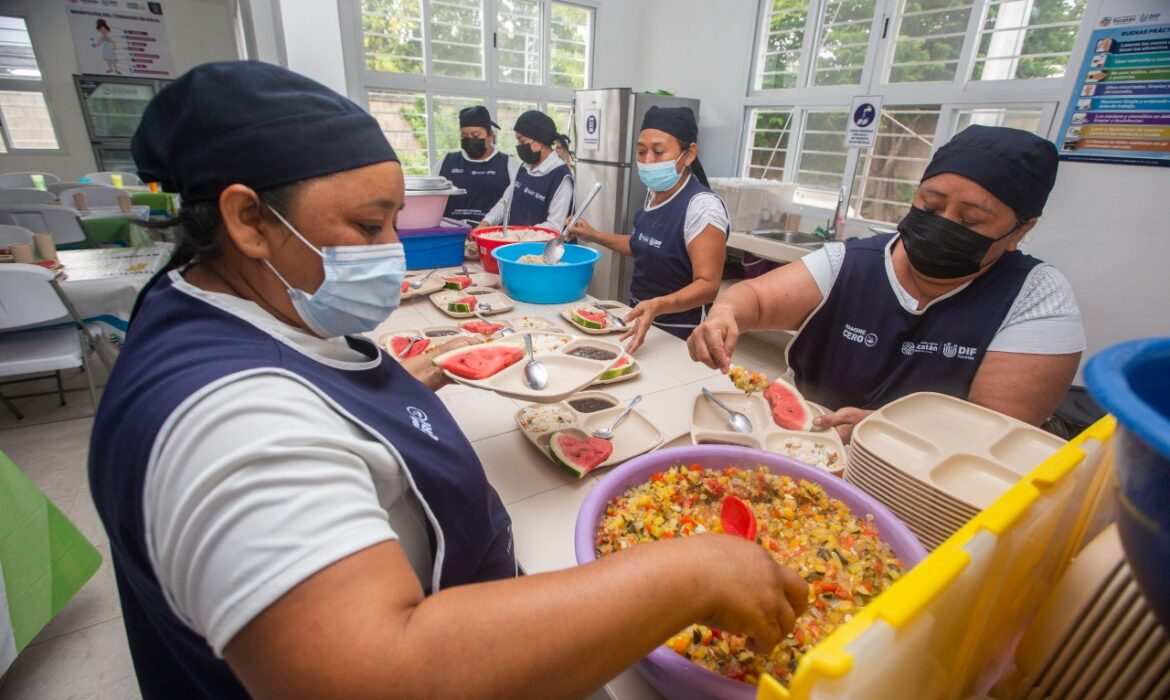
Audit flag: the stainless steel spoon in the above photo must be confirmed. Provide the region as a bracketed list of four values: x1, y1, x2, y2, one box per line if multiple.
[595, 304, 627, 328]
[591, 395, 642, 440]
[408, 269, 438, 289]
[543, 182, 603, 265]
[396, 334, 425, 358]
[522, 333, 548, 390]
[473, 310, 515, 336]
[701, 388, 754, 433]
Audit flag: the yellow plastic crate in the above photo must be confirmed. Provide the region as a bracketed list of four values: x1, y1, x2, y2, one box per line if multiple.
[758, 417, 1117, 700]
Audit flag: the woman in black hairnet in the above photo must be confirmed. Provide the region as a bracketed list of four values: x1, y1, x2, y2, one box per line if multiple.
[475, 109, 574, 231]
[87, 61, 806, 700]
[570, 106, 729, 353]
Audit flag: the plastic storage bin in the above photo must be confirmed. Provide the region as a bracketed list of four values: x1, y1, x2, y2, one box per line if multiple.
[398, 224, 471, 270]
[756, 416, 1117, 700]
[1085, 337, 1170, 629]
[399, 183, 466, 230]
[492, 241, 598, 304]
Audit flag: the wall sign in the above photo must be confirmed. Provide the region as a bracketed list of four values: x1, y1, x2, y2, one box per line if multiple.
[1058, 1, 1169, 167]
[844, 95, 883, 149]
[582, 108, 601, 151]
[67, 0, 175, 78]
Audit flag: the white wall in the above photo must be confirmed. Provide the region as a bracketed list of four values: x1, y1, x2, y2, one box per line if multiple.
[0, 0, 239, 180]
[274, 0, 347, 94]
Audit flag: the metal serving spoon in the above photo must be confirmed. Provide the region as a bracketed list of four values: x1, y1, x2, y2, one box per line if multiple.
[473, 310, 515, 336]
[408, 269, 438, 289]
[595, 304, 627, 328]
[591, 395, 642, 440]
[522, 333, 548, 390]
[543, 182, 603, 265]
[701, 388, 754, 433]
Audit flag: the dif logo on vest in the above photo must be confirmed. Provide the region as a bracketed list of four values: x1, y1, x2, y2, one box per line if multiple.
[842, 323, 878, 348]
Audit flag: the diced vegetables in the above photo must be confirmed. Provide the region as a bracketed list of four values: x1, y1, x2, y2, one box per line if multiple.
[729, 365, 769, 395]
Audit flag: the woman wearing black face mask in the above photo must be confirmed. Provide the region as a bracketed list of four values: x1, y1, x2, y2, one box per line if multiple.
[433, 106, 520, 224]
[689, 126, 1085, 442]
[475, 110, 573, 232]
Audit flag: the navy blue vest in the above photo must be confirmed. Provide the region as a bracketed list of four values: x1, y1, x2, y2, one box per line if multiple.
[508, 160, 571, 226]
[629, 176, 727, 338]
[438, 150, 512, 222]
[88, 275, 515, 699]
[787, 234, 1042, 410]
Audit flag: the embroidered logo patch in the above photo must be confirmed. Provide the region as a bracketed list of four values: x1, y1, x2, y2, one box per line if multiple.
[407, 406, 440, 441]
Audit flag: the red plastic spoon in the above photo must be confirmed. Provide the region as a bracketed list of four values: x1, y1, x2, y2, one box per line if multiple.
[720, 496, 758, 541]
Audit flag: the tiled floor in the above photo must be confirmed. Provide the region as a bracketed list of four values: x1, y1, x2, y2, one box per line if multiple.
[0, 331, 789, 700]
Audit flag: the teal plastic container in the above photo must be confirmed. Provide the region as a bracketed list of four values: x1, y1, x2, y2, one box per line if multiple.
[493, 242, 599, 304]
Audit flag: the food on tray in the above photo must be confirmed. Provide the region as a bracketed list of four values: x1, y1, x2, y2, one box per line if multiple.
[434, 344, 523, 380]
[595, 464, 904, 686]
[442, 274, 473, 290]
[549, 431, 614, 477]
[425, 328, 461, 338]
[571, 306, 608, 330]
[764, 378, 814, 431]
[447, 295, 477, 314]
[517, 404, 577, 433]
[568, 346, 618, 361]
[477, 227, 556, 242]
[569, 397, 617, 413]
[515, 333, 572, 353]
[509, 316, 552, 331]
[388, 335, 429, 359]
[770, 437, 840, 472]
[516, 253, 564, 265]
[461, 319, 504, 336]
[729, 365, 769, 395]
[400, 280, 412, 294]
[597, 355, 634, 381]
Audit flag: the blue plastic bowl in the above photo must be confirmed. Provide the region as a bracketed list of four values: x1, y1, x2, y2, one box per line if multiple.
[493, 242, 600, 304]
[1085, 337, 1170, 629]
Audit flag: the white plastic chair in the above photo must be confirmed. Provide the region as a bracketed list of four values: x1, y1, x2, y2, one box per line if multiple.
[0, 189, 55, 205]
[0, 264, 111, 418]
[0, 205, 87, 245]
[0, 224, 34, 247]
[83, 171, 143, 187]
[59, 186, 132, 213]
[0, 172, 61, 189]
[48, 181, 104, 196]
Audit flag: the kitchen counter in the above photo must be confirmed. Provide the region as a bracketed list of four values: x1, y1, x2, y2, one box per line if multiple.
[727, 230, 818, 264]
[368, 265, 791, 700]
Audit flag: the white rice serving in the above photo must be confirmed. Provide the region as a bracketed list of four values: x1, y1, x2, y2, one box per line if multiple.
[518, 404, 576, 433]
[771, 437, 841, 471]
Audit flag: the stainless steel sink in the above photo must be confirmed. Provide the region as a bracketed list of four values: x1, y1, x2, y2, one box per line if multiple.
[749, 230, 826, 248]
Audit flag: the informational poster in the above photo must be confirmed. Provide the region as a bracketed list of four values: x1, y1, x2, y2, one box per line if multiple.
[582, 108, 601, 151]
[1057, 1, 1169, 167]
[844, 95, 883, 149]
[66, 0, 175, 78]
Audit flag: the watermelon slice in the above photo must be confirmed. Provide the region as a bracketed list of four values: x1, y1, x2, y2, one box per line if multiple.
[401, 280, 412, 294]
[571, 307, 607, 330]
[597, 355, 634, 381]
[548, 431, 613, 477]
[447, 296, 477, 314]
[461, 319, 504, 336]
[389, 335, 430, 359]
[433, 344, 523, 380]
[764, 378, 814, 431]
[443, 275, 473, 290]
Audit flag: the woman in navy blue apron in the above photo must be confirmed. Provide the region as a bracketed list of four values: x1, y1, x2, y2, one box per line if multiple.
[432, 105, 519, 224]
[89, 62, 806, 700]
[475, 110, 574, 231]
[570, 107, 729, 352]
[688, 126, 1084, 443]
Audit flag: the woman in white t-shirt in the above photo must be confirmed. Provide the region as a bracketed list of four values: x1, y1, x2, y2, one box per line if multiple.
[570, 107, 729, 352]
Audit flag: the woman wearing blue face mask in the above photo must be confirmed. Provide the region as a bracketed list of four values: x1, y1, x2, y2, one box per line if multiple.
[88, 62, 807, 700]
[569, 107, 729, 353]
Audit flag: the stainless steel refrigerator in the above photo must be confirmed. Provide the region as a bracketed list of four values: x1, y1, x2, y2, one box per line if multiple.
[572, 88, 700, 301]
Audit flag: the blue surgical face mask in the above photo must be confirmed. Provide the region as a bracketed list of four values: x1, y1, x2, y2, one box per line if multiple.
[263, 207, 406, 338]
[637, 153, 685, 192]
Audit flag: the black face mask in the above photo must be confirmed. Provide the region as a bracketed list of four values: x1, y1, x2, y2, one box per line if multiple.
[516, 142, 542, 165]
[461, 137, 488, 159]
[897, 206, 1020, 280]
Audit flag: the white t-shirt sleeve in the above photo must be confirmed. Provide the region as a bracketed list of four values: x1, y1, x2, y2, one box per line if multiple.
[146, 372, 429, 657]
[538, 173, 575, 232]
[798, 242, 846, 297]
[987, 264, 1086, 354]
[506, 154, 522, 181]
[683, 192, 730, 245]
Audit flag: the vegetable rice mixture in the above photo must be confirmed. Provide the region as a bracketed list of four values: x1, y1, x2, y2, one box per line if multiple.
[595, 464, 903, 686]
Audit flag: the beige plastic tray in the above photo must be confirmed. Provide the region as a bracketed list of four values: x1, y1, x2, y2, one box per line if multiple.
[688, 391, 846, 474]
[848, 446, 981, 519]
[853, 393, 1066, 509]
[400, 273, 444, 299]
[496, 315, 559, 333]
[431, 286, 514, 318]
[377, 327, 473, 361]
[514, 390, 664, 471]
[559, 300, 633, 334]
[441, 333, 624, 403]
[590, 354, 640, 386]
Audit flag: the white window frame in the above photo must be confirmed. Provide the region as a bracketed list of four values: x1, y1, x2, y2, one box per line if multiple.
[0, 12, 63, 154]
[338, 0, 595, 170]
[740, 0, 1087, 224]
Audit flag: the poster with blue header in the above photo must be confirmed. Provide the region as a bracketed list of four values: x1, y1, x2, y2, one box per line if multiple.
[1058, 1, 1170, 167]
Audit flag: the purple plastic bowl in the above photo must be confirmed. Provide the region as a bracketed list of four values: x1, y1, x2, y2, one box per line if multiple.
[574, 445, 928, 700]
